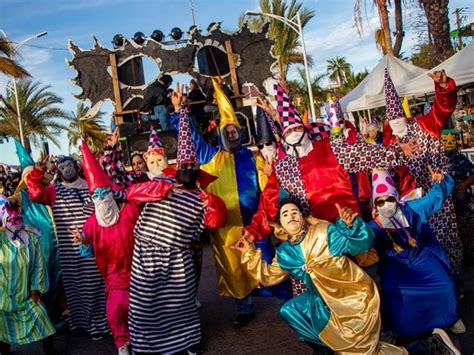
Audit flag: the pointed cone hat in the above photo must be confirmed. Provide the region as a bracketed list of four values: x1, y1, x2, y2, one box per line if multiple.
[273, 82, 303, 135]
[256, 106, 276, 145]
[327, 96, 343, 136]
[144, 125, 166, 161]
[384, 68, 405, 121]
[176, 108, 197, 168]
[212, 78, 240, 129]
[81, 141, 111, 192]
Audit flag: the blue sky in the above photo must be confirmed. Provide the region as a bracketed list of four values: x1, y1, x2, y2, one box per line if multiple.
[1, 0, 473, 165]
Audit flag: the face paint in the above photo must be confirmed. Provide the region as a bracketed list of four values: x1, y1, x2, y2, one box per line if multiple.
[279, 203, 305, 237]
[57, 160, 78, 182]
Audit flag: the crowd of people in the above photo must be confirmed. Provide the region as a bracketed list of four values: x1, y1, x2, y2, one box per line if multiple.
[0, 68, 473, 355]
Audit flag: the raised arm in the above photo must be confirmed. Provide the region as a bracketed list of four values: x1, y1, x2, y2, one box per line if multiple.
[25, 167, 56, 206]
[101, 142, 134, 189]
[417, 74, 457, 138]
[170, 112, 218, 165]
[327, 217, 375, 257]
[407, 172, 455, 222]
[330, 140, 405, 173]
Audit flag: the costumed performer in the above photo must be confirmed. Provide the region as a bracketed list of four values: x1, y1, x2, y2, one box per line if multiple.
[234, 198, 461, 355]
[126, 108, 227, 354]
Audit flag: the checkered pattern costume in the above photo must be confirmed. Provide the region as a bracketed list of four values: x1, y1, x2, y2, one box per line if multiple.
[177, 109, 197, 168]
[383, 71, 462, 274]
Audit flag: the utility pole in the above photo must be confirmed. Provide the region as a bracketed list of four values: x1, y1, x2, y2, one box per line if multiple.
[189, 0, 196, 27]
[453, 8, 463, 50]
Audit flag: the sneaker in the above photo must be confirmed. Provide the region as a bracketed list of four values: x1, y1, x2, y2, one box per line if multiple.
[450, 319, 466, 334]
[118, 343, 130, 355]
[186, 343, 203, 355]
[232, 312, 256, 329]
[430, 328, 461, 355]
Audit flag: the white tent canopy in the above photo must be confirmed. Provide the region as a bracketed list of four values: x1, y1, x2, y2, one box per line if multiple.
[340, 55, 427, 112]
[398, 41, 474, 98]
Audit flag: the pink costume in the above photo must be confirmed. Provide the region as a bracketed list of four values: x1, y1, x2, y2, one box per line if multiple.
[81, 203, 141, 348]
[79, 141, 176, 349]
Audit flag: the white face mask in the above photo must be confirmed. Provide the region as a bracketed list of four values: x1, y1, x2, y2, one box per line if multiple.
[147, 166, 164, 179]
[389, 117, 408, 138]
[284, 131, 312, 158]
[94, 194, 120, 227]
[260, 143, 277, 163]
[285, 131, 304, 145]
[378, 201, 398, 218]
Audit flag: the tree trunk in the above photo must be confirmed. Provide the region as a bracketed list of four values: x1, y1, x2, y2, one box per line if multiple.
[376, 0, 393, 55]
[420, 0, 454, 63]
[392, 0, 404, 57]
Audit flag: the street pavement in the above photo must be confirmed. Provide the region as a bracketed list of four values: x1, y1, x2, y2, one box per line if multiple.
[13, 245, 474, 354]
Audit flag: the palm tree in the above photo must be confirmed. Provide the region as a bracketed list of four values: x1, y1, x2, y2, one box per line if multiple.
[417, 0, 453, 63]
[243, 0, 315, 83]
[0, 79, 66, 150]
[327, 57, 352, 87]
[288, 67, 327, 113]
[354, 0, 404, 57]
[0, 38, 30, 78]
[344, 69, 369, 93]
[65, 102, 107, 152]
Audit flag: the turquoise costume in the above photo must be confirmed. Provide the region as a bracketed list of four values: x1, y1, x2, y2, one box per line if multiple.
[241, 218, 405, 354]
[14, 139, 62, 326]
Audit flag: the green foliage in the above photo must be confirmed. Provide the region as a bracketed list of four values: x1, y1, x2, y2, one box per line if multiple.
[65, 102, 107, 153]
[242, 0, 315, 82]
[0, 79, 66, 150]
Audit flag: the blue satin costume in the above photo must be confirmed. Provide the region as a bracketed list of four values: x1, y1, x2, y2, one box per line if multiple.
[369, 175, 459, 336]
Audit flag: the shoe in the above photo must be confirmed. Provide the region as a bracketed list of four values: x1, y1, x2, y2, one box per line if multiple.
[450, 319, 466, 334]
[232, 312, 256, 329]
[118, 343, 130, 355]
[186, 343, 203, 355]
[430, 328, 461, 355]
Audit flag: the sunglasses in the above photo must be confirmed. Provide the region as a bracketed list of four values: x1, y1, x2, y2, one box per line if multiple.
[257, 141, 274, 150]
[374, 196, 397, 207]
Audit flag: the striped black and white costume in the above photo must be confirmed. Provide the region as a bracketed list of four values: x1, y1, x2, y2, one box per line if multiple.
[129, 184, 206, 354]
[25, 168, 109, 336]
[52, 182, 108, 335]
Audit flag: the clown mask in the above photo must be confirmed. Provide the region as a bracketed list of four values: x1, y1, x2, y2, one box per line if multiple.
[279, 202, 305, 237]
[441, 131, 457, 152]
[92, 187, 120, 227]
[145, 151, 168, 178]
